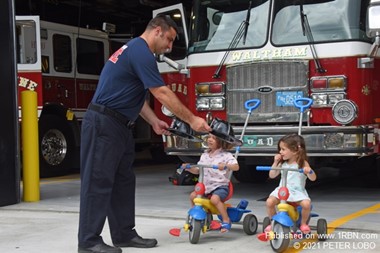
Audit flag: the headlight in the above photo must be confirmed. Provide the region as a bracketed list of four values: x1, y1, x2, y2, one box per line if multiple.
[311, 93, 345, 107]
[196, 97, 210, 110]
[209, 98, 224, 109]
[196, 82, 225, 111]
[196, 97, 225, 111]
[328, 93, 345, 104]
[312, 94, 327, 106]
[332, 99, 358, 125]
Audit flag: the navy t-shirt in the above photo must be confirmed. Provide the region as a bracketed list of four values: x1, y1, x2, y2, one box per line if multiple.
[92, 37, 165, 121]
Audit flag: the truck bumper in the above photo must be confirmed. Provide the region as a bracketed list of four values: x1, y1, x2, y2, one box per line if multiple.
[164, 125, 379, 157]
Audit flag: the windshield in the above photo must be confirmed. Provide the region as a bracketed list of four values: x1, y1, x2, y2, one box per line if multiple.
[189, 0, 371, 53]
[272, 0, 371, 45]
[189, 0, 270, 53]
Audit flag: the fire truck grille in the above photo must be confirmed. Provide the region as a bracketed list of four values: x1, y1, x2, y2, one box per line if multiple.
[226, 61, 309, 124]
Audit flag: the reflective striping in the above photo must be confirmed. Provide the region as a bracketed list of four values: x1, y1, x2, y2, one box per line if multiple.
[18, 106, 42, 120]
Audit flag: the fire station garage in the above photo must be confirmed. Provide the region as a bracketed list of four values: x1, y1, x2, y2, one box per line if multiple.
[2, 0, 189, 204]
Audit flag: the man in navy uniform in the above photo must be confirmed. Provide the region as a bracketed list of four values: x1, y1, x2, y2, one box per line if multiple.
[78, 15, 211, 253]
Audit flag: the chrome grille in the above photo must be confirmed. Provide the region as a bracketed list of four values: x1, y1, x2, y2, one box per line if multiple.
[226, 61, 309, 123]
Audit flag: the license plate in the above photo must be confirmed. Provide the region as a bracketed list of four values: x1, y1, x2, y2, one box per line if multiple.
[276, 91, 303, 106]
[243, 136, 275, 147]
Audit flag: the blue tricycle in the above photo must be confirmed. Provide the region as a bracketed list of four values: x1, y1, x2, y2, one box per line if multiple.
[255, 98, 327, 252]
[177, 164, 258, 244]
[256, 165, 328, 252]
[169, 99, 261, 244]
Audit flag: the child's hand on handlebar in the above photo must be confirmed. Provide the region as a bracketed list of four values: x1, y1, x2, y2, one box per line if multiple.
[302, 162, 317, 181]
[217, 163, 228, 171]
[180, 163, 190, 169]
[182, 163, 200, 174]
[303, 167, 313, 175]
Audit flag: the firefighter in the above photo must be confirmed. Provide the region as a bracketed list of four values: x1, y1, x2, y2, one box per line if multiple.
[77, 15, 211, 253]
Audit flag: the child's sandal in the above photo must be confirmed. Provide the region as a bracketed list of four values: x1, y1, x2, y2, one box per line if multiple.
[221, 222, 231, 233]
[210, 220, 221, 230]
[300, 224, 311, 234]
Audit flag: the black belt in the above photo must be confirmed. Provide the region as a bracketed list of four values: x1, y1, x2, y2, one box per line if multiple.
[88, 103, 135, 129]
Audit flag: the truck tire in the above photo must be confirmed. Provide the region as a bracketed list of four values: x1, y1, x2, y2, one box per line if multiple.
[38, 114, 76, 177]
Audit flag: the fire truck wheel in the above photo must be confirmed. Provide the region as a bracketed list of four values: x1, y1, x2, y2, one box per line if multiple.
[38, 114, 76, 177]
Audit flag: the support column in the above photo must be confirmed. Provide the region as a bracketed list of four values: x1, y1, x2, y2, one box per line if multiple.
[0, 0, 21, 206]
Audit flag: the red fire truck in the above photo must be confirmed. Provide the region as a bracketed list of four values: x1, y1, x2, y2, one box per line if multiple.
[153, 0, 380, 183]
[15, 16, 155, 177]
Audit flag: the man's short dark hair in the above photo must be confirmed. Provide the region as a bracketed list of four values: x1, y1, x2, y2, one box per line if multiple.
[147, 15, 179, 34]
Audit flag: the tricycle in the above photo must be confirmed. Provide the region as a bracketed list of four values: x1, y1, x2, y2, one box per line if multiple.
[256, 97, 328, 252]
[169, 99, 261, 244]
[256, 165, 328, 252]
[177, 163, 258, 244]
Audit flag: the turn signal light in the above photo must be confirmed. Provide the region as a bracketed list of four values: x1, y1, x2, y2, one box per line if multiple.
[310, 76, 346, 91]
[196, 82, 225, 96]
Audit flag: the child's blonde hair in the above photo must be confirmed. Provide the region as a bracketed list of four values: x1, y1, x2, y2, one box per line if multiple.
[278, 134, 308, 168]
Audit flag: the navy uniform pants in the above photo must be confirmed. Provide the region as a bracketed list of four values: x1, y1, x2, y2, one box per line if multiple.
[78, 109, 137, 248]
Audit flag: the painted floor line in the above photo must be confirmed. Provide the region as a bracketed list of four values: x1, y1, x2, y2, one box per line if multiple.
[285, 203, 380, 253]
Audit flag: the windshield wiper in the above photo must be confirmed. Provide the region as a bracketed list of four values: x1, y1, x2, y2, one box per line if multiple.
[242, 1, 252, 45]
[213, 1, 252, 79]
[300, 3, 326, 73]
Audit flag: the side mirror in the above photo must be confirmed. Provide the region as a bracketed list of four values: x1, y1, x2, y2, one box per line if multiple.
[157, 54, 184, 70]
[364, 1, 380, 59]
[367, 1, 380, 38]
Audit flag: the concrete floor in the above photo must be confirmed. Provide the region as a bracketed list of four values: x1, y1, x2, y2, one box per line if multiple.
[0, 162, 380, 252]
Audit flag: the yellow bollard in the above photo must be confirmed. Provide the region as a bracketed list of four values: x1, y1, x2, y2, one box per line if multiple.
[21, 90, 40, 201]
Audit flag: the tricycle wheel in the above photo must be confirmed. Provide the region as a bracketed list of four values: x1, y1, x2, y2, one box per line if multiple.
[262, 216, 271, 232]
[243, 214, 258, 235]
[189, 218, 202, 244]
[317, 218, 328, 241]
[206, 213, 213, 229]
[270, 221, 290, 253]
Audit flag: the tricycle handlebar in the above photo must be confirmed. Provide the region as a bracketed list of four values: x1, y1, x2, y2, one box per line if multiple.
[181, 164, 221, 170]
[294, 98, 313, 113]
[256, 166, 313, 174]
[244, 99, 261, 113]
